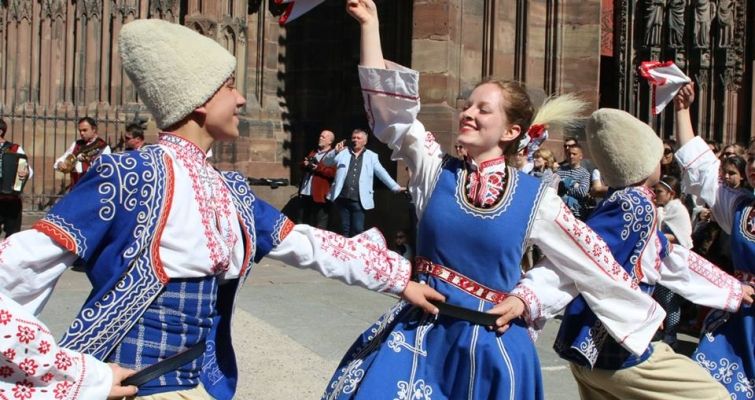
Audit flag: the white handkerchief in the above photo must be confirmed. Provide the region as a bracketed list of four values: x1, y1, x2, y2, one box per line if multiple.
[639, 61, 691, 115]
[276, 0, 326, 24]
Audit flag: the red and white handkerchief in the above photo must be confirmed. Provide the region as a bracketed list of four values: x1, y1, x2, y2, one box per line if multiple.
[639, 61, 691, 115]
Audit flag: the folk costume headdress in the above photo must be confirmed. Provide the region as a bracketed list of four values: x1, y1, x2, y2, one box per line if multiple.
[585, 108, 663, 188]
[518, 93, 588, 161]
[118, 19, 236, 129]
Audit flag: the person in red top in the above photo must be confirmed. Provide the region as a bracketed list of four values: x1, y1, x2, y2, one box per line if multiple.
[297, 129, 336, 228]
[0, 118, 31, 238]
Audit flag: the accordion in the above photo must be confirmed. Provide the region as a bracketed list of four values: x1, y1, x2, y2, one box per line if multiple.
[0, 153, 28, 194]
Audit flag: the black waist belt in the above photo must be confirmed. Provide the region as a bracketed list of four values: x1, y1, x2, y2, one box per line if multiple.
[431, 300, 499, 326]
[122, 341, 207, 387]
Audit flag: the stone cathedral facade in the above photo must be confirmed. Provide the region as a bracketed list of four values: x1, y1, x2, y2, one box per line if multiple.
[1, 0, 752, 210]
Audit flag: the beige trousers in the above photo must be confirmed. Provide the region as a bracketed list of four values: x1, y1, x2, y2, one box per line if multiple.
[129, 384, 213, 400]
[570, 342, 729, 400]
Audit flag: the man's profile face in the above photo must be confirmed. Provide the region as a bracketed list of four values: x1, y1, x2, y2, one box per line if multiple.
[78, 121, 97, 142]
[202, 76, 247, 142]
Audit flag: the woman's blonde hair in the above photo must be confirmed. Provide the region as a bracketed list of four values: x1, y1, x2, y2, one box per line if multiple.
[533, 148, 557, 170]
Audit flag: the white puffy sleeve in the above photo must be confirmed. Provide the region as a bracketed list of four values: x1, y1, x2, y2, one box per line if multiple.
[0, 291, 113, 399]
[675, 136, 751, 234]
[358, 62, 446, 219]
[267, 226, 411, 295]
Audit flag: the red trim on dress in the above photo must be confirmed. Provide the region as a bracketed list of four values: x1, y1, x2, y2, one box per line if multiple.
[150, 153, 175, 284]
[32, 221, 78, 255]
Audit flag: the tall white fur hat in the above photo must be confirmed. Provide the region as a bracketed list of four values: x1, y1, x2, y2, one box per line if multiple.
[119, 19, 236, 129]
[585, 108, 663, 188]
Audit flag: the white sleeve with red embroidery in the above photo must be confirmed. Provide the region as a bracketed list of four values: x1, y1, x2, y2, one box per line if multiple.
[357, 62, 445, 219]
[674, 136, 747, 234]
[526, 188, 665, 356]
[511, 259, 579, 332]
[266, 225, 411, 295]
[0, 292, 112, 399]
[659, 244, 743, 312]
[0, 231, 76, 315]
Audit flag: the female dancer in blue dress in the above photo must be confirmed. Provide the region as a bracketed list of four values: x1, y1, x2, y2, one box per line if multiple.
[674, 83, 755, 399]
[323, 1, 666, 399]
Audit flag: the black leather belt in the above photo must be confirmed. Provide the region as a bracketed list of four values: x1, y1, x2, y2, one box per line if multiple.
[122, 341, 207, 387]
[431, 300, 500, 326]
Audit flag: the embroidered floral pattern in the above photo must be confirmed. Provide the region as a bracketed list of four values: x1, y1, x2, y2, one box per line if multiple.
[16, 327, 35, 345]
[160, 134, 238, 274]
[313, 228, 410, 293]
[555, 203, 638, 288]
[510, 284, 542, 326]
[455, 160, 519, 219]
[688, 251, 741, 311]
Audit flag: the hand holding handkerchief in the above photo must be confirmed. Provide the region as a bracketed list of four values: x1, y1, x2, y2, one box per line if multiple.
[639, 61, 691, 114]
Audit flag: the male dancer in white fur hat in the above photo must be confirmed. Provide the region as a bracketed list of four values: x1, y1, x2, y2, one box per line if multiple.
[0, 19, 442, 399]
[540, 108, 753, 399]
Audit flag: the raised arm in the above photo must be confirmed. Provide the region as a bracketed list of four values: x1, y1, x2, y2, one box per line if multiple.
[672, 84, 749, 233]
[346, 0, 385, 69]
[251, 198, 444, 313]
[674, 82, 696, 146]
[348, 0, 444, 218]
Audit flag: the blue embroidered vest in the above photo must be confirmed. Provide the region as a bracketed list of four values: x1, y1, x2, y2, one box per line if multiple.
[729, 199, 755, 274]
[32, 145, 293, 400]
[554, 187, 666, 370]
[417, 157, 546, 308]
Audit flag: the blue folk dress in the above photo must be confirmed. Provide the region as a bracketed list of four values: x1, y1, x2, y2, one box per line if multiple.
[324, 157, 547, 400]
[693, 203, 755, 398]
[676, 136, 755, 399]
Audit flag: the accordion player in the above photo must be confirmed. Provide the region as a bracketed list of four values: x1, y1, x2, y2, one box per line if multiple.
[0, 152, 29, 195]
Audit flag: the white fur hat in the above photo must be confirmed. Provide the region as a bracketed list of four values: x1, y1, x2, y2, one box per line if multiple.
[119, 19, 236, 129]
[585, 108, 663, 188]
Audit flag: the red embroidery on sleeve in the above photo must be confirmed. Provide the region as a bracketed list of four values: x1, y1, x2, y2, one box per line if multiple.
[12, 380, 34, 399]
[555, 204, 637, 288]
[0, 310, 12, 326]
[37, 341, 50, 355]
[15, 327, 34, 345]
[0, 366, 14, 378]
[17, 359, 37, 377]
[53, 380, 73, 399]
[53, 352, 72, 371]
[3, 348, 16, 361]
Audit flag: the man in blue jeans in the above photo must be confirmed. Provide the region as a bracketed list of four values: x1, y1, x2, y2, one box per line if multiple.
[327, 128, 403, 237]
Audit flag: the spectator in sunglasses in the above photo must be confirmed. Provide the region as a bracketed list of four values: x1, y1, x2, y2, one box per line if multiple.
[661, 139, 681, 178]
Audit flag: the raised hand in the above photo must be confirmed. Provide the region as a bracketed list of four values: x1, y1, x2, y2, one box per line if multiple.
[401, 281, 445, 315]
[488, 296, 526, 334]
[674, 82, 695, 111]
[346, 0, 378, 26]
